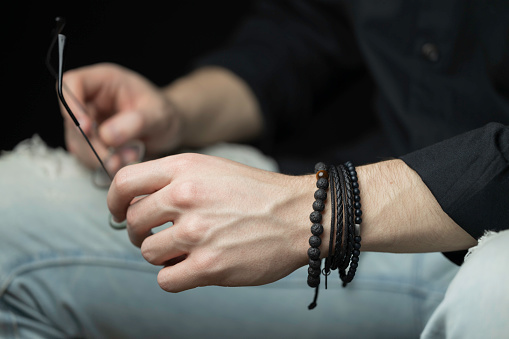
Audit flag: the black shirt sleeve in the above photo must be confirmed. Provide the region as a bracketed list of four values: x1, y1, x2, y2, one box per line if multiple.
[401, 122, 509, 264]
[194, 1, 363, 146]
[193, 1, 509, 266]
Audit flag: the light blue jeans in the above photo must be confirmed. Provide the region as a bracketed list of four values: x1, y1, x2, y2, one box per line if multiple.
[0, 137, 507, 338]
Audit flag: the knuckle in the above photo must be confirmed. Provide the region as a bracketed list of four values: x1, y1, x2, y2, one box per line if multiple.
[96, 62, 123, 74]
[125, 205, 138, 229]
[62, 68, 77, 83]
[126, 226, 142, 248]
[172, 153, 201, 171]
[140, 239, 155, 263]
[168, 180, 200, 209]
[176, 220, 203, 245]
[157, 273, 173, 292]
[111, 166, 132, 194]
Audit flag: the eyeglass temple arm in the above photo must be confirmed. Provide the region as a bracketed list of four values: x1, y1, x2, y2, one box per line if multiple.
[46, 17, 66, 79]
[57, 35, 80, 126]
[57, 34, 112, 181]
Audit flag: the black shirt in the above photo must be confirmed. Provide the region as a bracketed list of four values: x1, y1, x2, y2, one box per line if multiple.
[197, 0, 509, 264]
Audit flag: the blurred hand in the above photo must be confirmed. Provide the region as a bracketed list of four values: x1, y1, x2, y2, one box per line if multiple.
[60, 63, 182, 169]
[107, 153, 323, 292]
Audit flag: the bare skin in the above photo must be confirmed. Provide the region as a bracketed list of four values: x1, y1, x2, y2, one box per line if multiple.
[61, 63, 261, 168]
[61, 63, 476, 293]
[106, 154, 476, 292]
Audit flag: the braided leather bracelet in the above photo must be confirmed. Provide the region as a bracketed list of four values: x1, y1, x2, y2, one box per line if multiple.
[339, 162, 362, 286]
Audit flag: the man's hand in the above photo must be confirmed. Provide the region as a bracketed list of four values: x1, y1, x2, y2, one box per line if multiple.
[60, 63, 182, 169]
[107, 153, 321, 292]
[60, 63, 263, 172]
[107, 157, 477, 293]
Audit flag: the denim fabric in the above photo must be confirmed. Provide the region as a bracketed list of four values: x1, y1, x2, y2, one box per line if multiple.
[421, 230, 509, 339]
[0, 137, 460, 338]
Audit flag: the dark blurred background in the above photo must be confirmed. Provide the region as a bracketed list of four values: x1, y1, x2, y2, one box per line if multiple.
[1, 1, 252, 151]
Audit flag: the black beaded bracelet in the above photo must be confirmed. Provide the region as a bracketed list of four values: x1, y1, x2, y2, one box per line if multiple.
[307, 162, 329, 309]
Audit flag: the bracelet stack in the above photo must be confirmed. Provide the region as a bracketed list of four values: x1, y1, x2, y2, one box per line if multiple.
[307, 161, 363, 309]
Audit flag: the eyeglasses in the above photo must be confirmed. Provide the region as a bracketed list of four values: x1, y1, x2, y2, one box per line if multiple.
[46, 17, 112, 182]
[46, 17, 144, 189]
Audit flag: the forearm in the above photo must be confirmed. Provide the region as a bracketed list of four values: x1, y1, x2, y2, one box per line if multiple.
[354, 159, 477, 254]
[293, 159, 478, 266]
[162, 66, 263, 148]
[108, 154, 477, 292]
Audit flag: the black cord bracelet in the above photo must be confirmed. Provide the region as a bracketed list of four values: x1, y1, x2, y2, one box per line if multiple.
[338, 164, 353, 272]
[330, 164, 344, 271]
[322, 163, 336, 289]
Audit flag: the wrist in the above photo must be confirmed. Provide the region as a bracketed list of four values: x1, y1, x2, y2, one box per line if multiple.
[356, 159, 476, 253]
[290, 174, 332, 268]
[161, 76, 201, 149]
[162, 67, 262, 148]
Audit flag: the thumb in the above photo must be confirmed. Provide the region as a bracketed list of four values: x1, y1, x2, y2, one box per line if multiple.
[98, 110, 145, 148]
